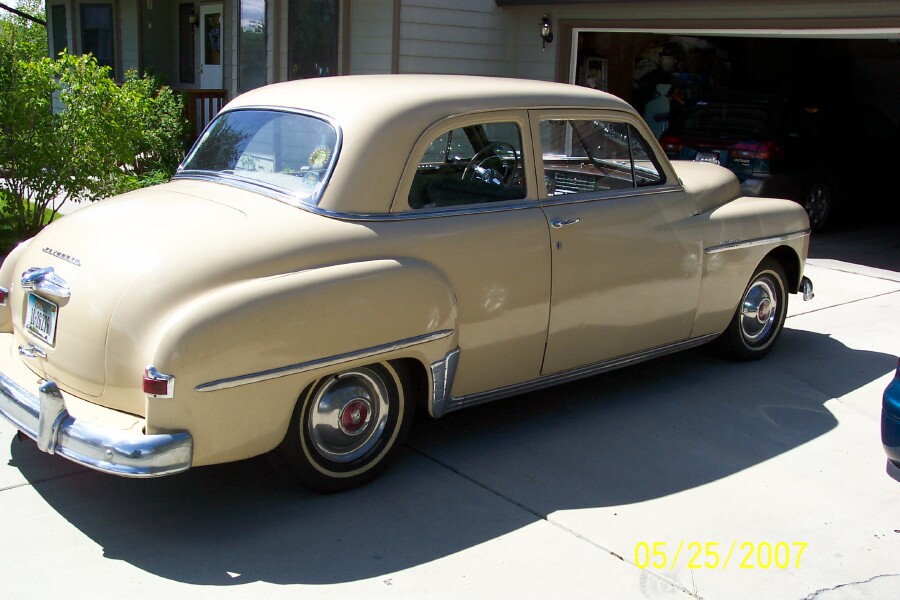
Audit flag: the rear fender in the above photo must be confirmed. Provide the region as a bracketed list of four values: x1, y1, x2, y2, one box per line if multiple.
[145, 258, 458, 465]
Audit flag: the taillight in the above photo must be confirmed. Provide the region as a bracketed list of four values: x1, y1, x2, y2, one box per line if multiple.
[659, 135, 683, 154]
[0, 287, 7, 306]
[143, 366, 175, 398]
[729, 141, 784, 161]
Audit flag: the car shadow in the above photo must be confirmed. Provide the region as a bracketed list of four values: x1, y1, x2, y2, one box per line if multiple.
[808, 212, 900, 272]
[7, 327, 894, 586]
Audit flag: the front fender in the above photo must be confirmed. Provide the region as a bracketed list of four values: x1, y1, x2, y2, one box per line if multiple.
[143, 258, 458, 465]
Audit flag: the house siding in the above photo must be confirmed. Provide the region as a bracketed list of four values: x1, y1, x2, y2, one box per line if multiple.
[397, 1, 516, 76]
[119, 0, 139, 73]
[349, 0, 394, 74]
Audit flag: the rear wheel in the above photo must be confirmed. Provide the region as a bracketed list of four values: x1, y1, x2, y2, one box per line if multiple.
[802, 179, 834, 231]
[720, 259, 788, 361]
[275, 361, 414, 492]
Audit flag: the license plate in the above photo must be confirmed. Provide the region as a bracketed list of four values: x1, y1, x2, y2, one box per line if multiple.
[25, 293, 58, 346]
[694, 152, 720, 165]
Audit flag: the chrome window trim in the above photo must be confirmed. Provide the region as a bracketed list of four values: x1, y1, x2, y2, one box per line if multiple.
[539, 184, 684, 208]
[431, 334, 718, 417]
[704, 229, 811, 254]
[297, 199, 540, 222]
[196, 329, 455, 392]
[174, 106, 342, 209]
[285, 185, 686, 223]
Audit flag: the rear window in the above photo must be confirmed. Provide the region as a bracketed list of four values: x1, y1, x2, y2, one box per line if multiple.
[677, 100, 775, 139]
[179, 109, 339, 206]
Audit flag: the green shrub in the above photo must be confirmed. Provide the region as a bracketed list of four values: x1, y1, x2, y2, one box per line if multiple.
[0, 48, 187, 243]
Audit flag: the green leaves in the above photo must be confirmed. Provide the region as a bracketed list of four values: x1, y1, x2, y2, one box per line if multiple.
[0, 38, 187, 246]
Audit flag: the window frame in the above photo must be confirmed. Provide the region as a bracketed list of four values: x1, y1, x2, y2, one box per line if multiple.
[393, 110, 538, 215]
[79, 3, 115, 72]
[529, 109, 675, 206]
[238, 0, 268, 92]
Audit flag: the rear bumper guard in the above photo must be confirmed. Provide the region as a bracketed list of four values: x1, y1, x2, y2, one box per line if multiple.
[0, 372, 192, 477]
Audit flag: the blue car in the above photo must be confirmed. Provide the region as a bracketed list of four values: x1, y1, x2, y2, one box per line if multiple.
[883, 357, 900, 469]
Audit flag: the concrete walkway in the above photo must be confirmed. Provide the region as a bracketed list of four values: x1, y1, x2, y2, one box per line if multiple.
[0, 222, 897, 599]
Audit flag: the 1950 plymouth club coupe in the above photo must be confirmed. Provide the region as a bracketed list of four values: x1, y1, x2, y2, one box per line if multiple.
[0, 75, 813, 491]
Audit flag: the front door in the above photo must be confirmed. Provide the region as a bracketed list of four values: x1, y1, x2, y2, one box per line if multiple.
[534, 111, 702, 375]
[200, 4, 223, 89]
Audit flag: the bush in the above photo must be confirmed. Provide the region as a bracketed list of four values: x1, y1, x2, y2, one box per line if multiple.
[0, 49, 188, 243]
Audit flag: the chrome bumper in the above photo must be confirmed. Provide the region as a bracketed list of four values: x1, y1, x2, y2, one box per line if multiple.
[800, 276, 814, 302]
[0, 372, 192, 477]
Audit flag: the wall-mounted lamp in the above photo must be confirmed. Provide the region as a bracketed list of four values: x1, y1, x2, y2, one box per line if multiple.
[540, 15, 553, 50]
[188, 8, 200, 28]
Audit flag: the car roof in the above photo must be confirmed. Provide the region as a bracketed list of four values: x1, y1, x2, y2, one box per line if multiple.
[226, 74, 632, 123]
[223, 75, 635, 214]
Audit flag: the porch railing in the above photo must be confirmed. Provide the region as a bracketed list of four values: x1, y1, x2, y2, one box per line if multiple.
[184, 89, 228, 142]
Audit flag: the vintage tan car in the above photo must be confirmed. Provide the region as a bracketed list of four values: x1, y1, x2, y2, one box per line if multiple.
[0, 75, 813, 491]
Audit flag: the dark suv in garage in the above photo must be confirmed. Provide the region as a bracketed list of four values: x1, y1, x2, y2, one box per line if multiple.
[659, 92, 899, 230]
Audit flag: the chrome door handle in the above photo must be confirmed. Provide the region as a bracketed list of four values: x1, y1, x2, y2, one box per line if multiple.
[550, 217, 580, 229]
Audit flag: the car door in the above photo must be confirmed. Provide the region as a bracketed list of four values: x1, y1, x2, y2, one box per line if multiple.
[531, 110, 703, 376]
[390, 111, 552, 398]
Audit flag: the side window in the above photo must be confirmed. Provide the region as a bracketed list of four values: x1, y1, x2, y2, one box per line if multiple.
[540, 120, 665, 196]
[408, 122, 527, 210]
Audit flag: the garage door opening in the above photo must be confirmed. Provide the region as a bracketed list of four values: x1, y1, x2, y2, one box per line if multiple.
[567, 30, 900, 139]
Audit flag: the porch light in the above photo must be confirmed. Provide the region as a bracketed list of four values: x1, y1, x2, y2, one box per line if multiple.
[540, 15, 553, 50]
[188, 8, 199, 27]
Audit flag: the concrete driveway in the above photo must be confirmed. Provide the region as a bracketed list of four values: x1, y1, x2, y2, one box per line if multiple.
[0, 219, 897, 600]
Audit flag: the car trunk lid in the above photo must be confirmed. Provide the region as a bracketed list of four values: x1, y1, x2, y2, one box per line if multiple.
[10, 184, 247, 400]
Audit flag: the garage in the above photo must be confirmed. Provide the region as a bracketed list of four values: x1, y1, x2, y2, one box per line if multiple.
[498, 1, 900, 229]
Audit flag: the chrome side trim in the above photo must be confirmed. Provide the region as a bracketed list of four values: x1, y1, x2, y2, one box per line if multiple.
[429, 347, 460, 418]
[0, 372, 193, 477]
[196, 329, 455, 392]
[704, 229, 810, 255]
[439, 334, 718, 416]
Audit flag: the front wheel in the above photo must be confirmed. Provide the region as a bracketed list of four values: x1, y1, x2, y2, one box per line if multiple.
[274, 362, 414, 492]
[719, 259, 788, 361]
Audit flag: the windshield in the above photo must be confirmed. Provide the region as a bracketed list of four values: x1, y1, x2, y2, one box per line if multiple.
[178, 109, 339, 206]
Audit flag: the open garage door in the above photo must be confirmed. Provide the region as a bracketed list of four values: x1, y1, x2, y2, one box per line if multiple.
[556, 20, 899, 229]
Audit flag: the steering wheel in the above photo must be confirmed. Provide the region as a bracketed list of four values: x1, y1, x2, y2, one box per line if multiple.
[462, 142, 520, 186]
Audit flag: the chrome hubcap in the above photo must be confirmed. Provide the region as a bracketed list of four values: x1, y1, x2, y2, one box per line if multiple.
[307, 368, 390, 463]
[740, 278, 778, 343]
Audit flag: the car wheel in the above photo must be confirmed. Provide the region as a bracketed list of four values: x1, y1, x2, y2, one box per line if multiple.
[720, 259, 788, 361]
[802, 179, 833, 231]
[275, 362, 414, 492]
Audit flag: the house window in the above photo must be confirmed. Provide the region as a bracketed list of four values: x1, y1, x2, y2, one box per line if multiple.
[178, 3, 195, 83]
[50, 5, 67, 57]
[80, 4, 114, 70]
[288, 0, 339, 79]
[239, 0, 267, 91]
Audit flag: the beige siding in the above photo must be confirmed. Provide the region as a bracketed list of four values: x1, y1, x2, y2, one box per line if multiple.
[119, 0, 140, 74]
[350, 0, 394, 74]
[398, 1, 516, 75]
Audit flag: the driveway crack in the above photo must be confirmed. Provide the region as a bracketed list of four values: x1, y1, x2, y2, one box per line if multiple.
[800, 573, 900, 599]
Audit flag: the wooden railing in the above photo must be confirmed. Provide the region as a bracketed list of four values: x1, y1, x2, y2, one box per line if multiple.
[184, 89, 227, 142]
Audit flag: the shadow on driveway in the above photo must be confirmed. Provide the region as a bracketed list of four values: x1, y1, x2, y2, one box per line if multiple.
[6, 328, 894, 586]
